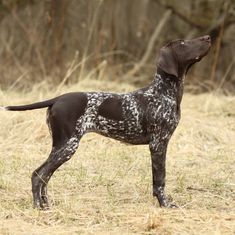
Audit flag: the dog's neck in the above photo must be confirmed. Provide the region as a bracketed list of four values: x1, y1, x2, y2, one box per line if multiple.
[156, 67, 185, 83]
[149, 67, 185, 106]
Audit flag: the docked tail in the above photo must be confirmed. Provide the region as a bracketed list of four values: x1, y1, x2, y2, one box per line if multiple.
[2, 97, 58, 111]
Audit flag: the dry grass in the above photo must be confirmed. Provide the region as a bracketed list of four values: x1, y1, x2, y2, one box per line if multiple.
[0, 79, 234, 235]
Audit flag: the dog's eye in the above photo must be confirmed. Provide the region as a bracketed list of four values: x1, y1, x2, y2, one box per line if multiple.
[180, 41, 185, 45]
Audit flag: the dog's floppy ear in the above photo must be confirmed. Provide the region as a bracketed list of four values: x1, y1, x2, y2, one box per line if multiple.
[157, 46, 178, 77]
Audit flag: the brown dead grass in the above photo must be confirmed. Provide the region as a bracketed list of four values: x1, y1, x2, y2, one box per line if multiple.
[0, 79, 234, 235]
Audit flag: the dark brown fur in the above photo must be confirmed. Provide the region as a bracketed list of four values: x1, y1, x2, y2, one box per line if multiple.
[2, 36, 211, 209]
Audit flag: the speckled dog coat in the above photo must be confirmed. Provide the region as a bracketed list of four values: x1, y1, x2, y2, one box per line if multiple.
[2, 35, 211, 209]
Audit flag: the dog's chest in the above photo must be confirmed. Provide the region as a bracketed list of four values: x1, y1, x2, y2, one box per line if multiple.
[148, 94, 180, 129]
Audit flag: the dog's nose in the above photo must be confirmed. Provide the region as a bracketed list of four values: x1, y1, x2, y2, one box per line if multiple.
[201, 35, 211, 43]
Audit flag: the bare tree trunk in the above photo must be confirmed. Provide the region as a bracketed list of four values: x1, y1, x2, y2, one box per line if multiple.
[48, 0, 69, 72]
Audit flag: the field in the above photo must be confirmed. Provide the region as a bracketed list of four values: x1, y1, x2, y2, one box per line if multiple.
[0, 79, 234, 234]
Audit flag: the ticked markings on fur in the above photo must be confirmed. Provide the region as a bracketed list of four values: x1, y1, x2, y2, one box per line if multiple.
[69, 74, 181, 147]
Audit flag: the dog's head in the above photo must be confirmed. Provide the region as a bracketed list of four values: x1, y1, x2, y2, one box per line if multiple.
[157, 35, 211, 78]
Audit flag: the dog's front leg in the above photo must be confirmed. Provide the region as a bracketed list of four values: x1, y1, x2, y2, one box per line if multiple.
[149, 136, 176, 208]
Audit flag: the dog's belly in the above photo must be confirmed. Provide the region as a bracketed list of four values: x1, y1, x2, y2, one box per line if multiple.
[90, 116, 150, 145]
[96, 129, 150, 145]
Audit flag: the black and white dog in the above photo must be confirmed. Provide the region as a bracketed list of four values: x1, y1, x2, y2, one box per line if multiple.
[1, 36, 211, 209]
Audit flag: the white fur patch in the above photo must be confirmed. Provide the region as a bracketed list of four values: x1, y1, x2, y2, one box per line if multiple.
[0, 106, 7, 111]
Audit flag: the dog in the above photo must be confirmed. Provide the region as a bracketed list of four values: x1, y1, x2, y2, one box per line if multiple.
[1, 35, 211, 209]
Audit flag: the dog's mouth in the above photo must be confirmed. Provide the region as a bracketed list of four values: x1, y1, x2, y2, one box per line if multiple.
[194, 41, 211, 62]
[194, 50, 209, 62]
[195, 44, 211, 62]
[186, 55, 205, 73]
[186, 49, 210, 74]
[194, 49, 210, 62]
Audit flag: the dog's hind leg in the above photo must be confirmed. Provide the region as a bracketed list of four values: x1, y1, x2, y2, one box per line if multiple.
[31, 103, 87, 209]
[31, 135, 81, 209]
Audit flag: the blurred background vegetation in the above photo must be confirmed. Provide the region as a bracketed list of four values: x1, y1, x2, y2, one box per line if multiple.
[0, 0, 234, 92]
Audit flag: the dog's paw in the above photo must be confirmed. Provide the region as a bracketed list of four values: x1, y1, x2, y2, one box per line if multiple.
[166, 203, 178, 208]
[157, 197, 178, 208]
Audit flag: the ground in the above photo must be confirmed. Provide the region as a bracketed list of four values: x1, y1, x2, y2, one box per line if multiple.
[0, 79, 234, 234]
